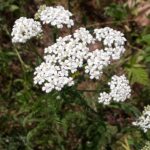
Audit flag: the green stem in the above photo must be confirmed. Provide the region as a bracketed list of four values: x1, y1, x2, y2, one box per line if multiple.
[127, 42, 143, 51]
[14, 47, 29, 90]
[14, 47, 26, 71]
[52, 27, 58, 43]
[85, 19, 135, 28]
[77, 89, 100, 92]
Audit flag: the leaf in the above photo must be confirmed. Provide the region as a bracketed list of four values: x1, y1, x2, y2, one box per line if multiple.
[127, 67, 149, 85]
[134, 1, 150, 26]
[104, 3, 128, 21]
[120, 103, 141, 117]
[145, 56, 150, 63]
[141, 34, 150, 45]
[9, 5, 19, 12]
[121, 137, 131, 150]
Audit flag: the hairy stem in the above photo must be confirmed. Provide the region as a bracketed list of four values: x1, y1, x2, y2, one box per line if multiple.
[14, 47, 27, 71]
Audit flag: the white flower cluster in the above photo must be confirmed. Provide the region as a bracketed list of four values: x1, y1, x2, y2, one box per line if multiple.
[98, 92, 112, 105]
[141, 141, 150, 150]
[11, 17, 42, 43]
[11, 5, 130, 99]
[109, 75, 131, 102]
[85, 27, 126, 79]
[98, 75, 131, 105]
[11, 5, 74, 44]
[73, 27, 95, 44]
[34, 28, 93, 93]
[133, 105, 150, 132]
[85, 49, 110, 79]
[34, 27, 127, 93]
[94, 27, 126, 60]
[39, 6, 74, 28]
[94, 27, 126, 48]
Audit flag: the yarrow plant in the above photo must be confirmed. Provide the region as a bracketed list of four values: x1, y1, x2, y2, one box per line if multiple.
[11, 5, 131, 105]
[11, 6, 149, 146]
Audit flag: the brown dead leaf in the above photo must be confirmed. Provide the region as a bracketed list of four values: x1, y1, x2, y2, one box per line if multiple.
[135, 1, 150, 26]
[127, 0, 139, 8]
[128, 1, 150, 26]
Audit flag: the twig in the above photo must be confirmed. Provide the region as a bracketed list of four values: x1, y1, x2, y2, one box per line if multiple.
[86, 19, 135, 28]
[127, 42, 143, 51]
[14, 47, 27, 71]
[77, 89, 100, 92]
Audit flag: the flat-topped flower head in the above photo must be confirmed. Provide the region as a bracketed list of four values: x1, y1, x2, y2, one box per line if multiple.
[32, 24, 127, 93]
[98, 75, 131, 105]
[34, 28, 92, 93]
[85, 49, 110, 79]
[11, 17, 42, 43]
[98, 92, 112, 105]
[73, 27, 95, 44]
[94, 27, 126, 60]
[37, 5, 74, 28]
[34, 27, 127, 93]
[133, 105, 150, 132]
[109, 75, 131, 102]
[94, 27, 126, 48]
[84, 27, 126, 79]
